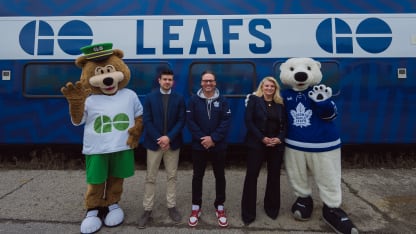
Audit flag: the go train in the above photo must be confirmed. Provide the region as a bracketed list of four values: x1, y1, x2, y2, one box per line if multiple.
[1, 0, 415, 149]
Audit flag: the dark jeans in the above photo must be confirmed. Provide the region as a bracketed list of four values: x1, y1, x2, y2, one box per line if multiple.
[191, 150, 226, 209]
[241, 146, 283, 223]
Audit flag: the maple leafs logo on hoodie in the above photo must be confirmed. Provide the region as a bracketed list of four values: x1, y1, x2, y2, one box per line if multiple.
[290, 103, 312, 128]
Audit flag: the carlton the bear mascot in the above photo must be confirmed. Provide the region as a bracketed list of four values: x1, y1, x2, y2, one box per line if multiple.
[61, 43, 143, 234]
[279, 57, 358, 234]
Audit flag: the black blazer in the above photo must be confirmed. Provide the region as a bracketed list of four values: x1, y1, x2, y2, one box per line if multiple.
[244, 94, 286, 150]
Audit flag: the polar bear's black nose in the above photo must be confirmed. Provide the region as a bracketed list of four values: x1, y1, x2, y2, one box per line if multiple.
[294, 72, 308, 82]
[103, 77, 114, 86]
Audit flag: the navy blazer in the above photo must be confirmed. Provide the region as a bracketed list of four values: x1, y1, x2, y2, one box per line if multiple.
[142, 90, 186, 151]
[244, 94, 286, 150]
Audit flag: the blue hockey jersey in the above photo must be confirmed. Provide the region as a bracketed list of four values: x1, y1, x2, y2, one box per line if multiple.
[281, 87, 341, 152]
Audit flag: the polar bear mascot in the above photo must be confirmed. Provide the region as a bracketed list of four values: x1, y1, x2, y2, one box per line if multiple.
[279, 57, 358, 234]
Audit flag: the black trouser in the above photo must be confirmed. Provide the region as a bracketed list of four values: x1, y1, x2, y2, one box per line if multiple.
[191, 150, 226, 209]
[241, 146, 283, 223]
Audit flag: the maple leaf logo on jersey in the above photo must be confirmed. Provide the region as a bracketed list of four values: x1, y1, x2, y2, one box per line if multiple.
[290, 103, 312, 128]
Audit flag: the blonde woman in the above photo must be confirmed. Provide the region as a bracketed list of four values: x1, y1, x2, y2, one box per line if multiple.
[241, 76, 287, 225]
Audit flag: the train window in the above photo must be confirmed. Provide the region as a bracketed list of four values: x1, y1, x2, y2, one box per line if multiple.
[23, 62, 80, 98]
[189, 61, 256, 98]
[126, 61, 171, 96]
[273, 60, 340, 95]
[23, 61, 171, 98]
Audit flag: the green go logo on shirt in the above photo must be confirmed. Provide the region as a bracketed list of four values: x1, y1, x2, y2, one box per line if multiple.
[94, 113, 130, 133]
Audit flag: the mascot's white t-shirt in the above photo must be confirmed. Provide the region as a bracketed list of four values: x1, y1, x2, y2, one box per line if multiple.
[74, 88, 143, 155]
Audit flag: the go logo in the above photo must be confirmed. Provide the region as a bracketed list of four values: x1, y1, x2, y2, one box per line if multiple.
[19, 20, 93, 56]
[316, 17, 392, 54]
[94, 113, 130, 134]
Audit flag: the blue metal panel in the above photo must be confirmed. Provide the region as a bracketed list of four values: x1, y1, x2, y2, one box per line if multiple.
[1, 57, 416, 144]
[1, 0, 415, 16]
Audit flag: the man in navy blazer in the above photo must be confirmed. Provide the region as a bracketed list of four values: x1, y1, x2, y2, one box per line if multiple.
[138, 69, 186, 228]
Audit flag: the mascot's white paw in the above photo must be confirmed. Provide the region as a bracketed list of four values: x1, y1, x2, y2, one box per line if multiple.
[308, 84, 332, 102]
[80, 209, 102, 234]
[244, 92, 255, 107]
[104, 203, 124, 227]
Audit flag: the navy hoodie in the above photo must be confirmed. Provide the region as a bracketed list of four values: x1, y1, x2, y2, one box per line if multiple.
[186, 88, 231, 152]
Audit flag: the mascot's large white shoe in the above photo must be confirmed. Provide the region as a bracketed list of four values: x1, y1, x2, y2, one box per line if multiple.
[80, 209, 102, 234]
[104, 203, 124, 227]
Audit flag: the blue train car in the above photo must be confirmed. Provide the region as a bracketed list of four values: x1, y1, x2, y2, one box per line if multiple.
[1, 0, 415, 148]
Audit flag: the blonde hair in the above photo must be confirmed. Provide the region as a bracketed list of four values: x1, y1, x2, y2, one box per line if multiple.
[254, 76, 283, 104]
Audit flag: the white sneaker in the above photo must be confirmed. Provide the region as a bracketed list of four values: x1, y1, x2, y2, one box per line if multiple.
[104, 204, 124, 227]
[80, 209, 102, 234]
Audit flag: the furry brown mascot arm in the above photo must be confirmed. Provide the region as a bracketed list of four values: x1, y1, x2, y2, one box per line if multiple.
[61, 81, 91, 125]
[127, 116, 143, 149]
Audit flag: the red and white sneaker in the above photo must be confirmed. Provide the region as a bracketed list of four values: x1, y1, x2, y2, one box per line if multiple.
[188, 209, 201, 227]
[216, 208, 228, 227]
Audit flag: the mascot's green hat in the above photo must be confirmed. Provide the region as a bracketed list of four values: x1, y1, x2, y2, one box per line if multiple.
[80, 42, 113, 61]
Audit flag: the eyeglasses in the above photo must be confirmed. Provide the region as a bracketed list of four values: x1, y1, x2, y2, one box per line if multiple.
[202, 79, 216, 83]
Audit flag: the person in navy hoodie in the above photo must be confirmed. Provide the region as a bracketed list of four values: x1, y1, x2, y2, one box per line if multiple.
[186, 70, 231, 228]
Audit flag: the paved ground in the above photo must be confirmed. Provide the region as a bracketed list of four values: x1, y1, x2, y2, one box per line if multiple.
[0, 168, 415, 234]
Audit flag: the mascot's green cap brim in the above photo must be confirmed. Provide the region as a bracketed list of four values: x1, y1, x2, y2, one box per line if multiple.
[80, 43, 113, 61]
